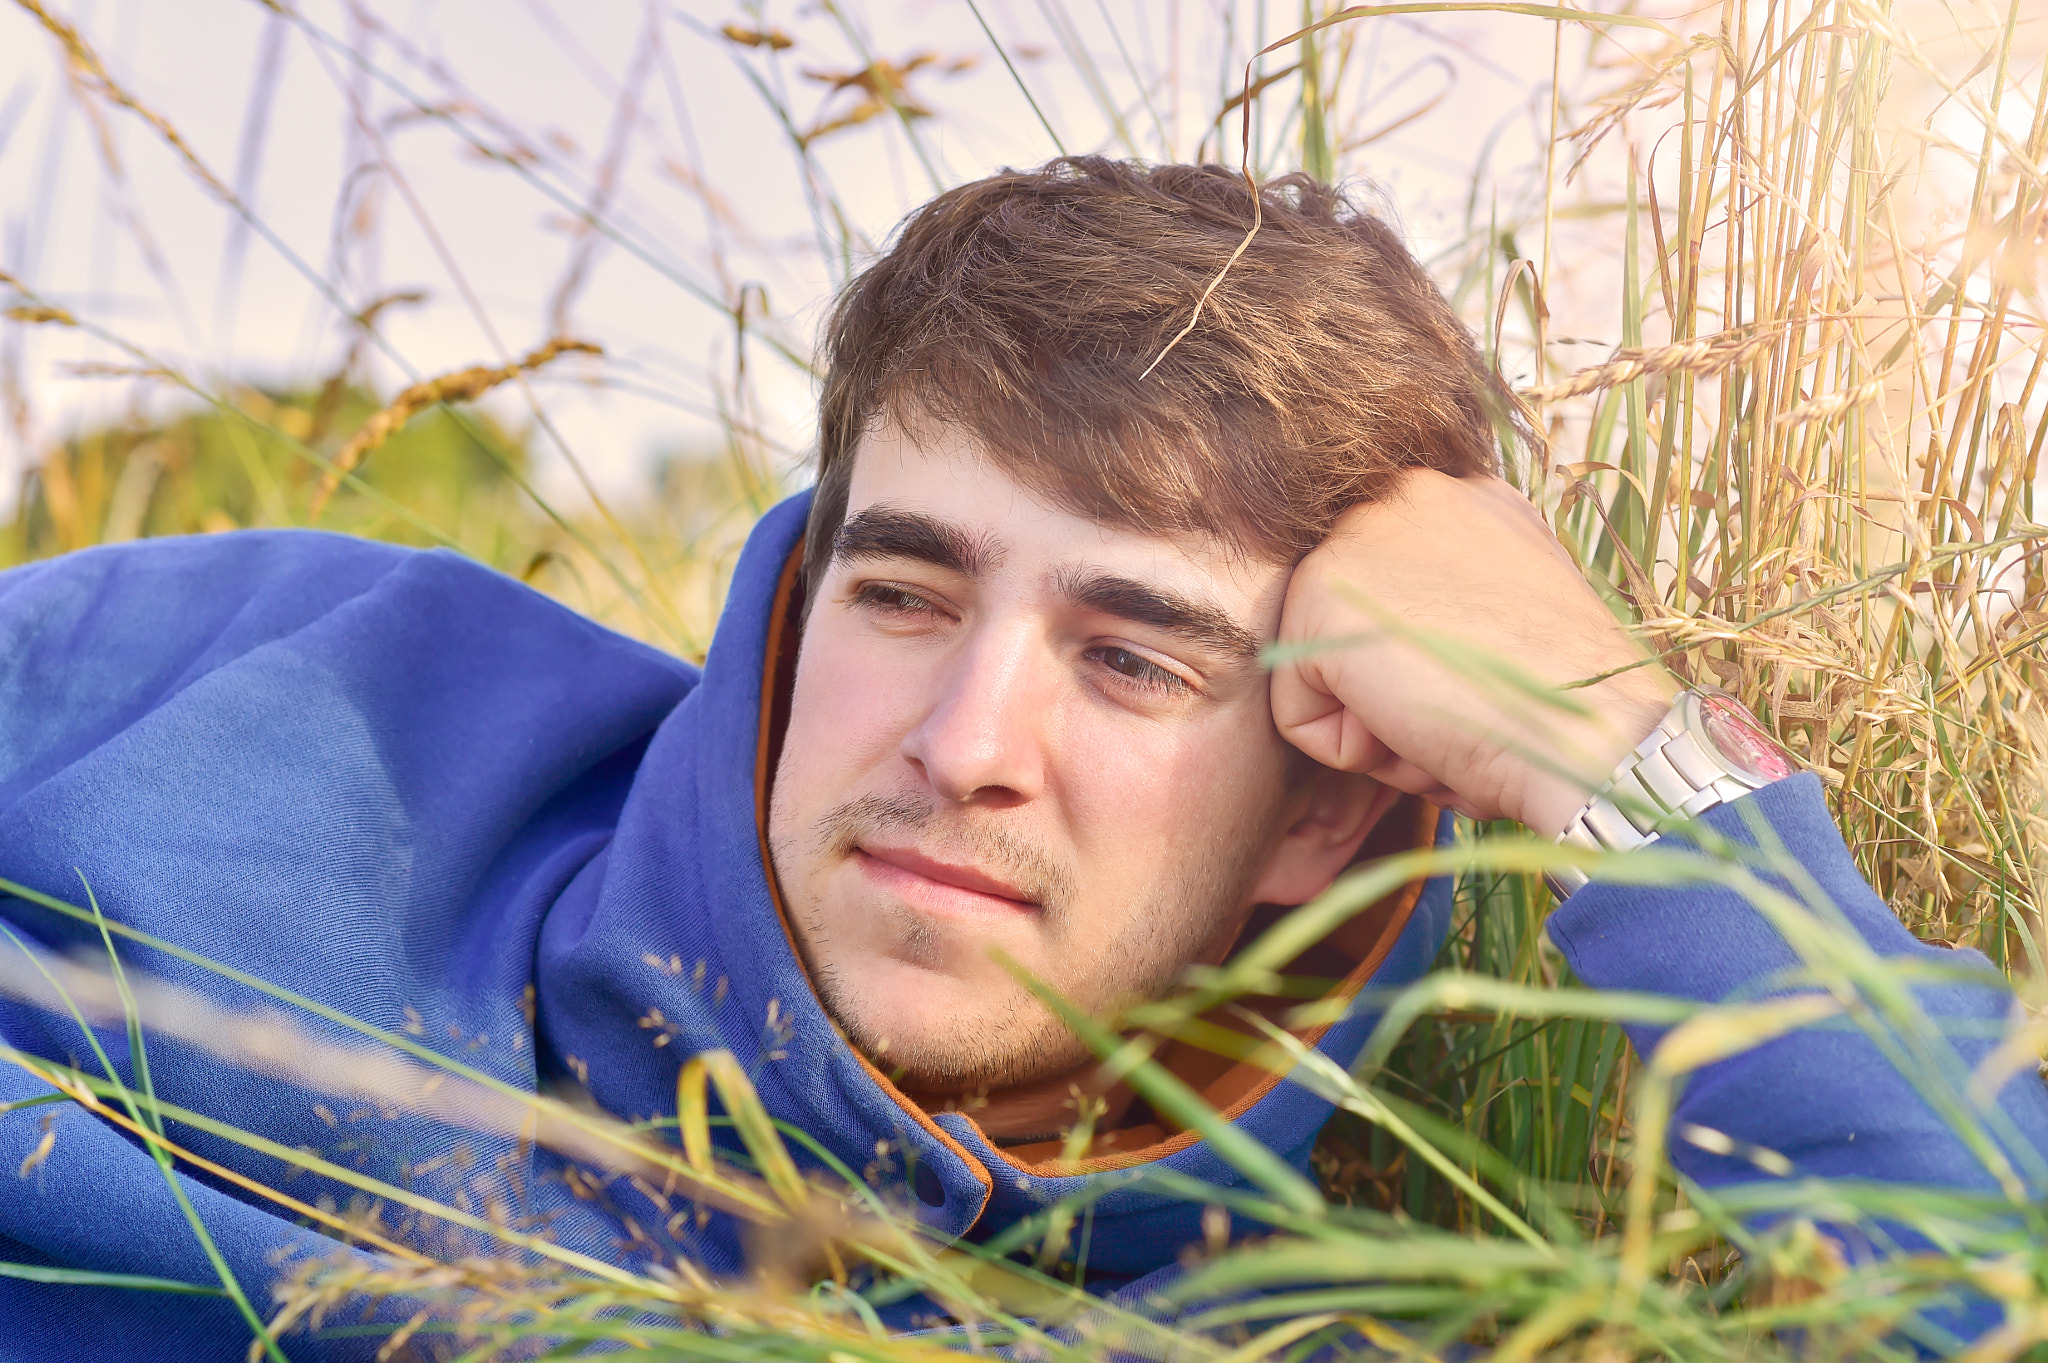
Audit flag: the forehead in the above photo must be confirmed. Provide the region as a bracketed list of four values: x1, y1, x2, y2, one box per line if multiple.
[845, 423, 1285, 605]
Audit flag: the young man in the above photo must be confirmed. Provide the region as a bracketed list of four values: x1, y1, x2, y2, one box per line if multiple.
[0, 158, 2040, 1358]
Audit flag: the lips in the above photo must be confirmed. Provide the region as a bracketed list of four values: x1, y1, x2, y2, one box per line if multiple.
[854, 844, 1038, 917]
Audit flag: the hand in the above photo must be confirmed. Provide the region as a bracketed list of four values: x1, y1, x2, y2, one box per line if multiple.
[1270, 470, 1679, 838]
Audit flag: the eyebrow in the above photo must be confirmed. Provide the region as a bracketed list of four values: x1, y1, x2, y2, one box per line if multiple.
[1057, 568, 1263, 665]
[832, 505, 1001, 577]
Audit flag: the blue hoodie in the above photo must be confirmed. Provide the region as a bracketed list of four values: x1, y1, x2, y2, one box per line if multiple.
[0, 492, 2042, 1358]
[0, 492, 1457, 1358]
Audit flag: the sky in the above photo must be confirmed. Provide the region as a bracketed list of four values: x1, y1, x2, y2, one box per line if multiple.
[0, 1, 2034, 513]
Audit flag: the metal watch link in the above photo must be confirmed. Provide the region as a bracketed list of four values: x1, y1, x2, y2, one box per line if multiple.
[1548, 688, 1796, 900]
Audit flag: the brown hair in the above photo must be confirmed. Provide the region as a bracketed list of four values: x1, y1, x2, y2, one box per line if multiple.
[806, 156, 1528, 590]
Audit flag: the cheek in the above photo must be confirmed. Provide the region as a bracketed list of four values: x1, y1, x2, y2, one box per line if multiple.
[775, 625, 929, 818]
[1055, 693, 1293, 871]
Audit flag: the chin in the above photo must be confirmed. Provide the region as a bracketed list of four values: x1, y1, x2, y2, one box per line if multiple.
[819, 952, 1077, 1090]
[839, 951, 1007, 1037]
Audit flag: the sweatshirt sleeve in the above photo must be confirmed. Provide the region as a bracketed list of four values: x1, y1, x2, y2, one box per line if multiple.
[1547, 773, 2048, 1340]
[0, 531, 413, 807]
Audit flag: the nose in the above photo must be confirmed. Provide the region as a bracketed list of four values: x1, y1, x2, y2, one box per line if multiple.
[900, 623, 1048, 806]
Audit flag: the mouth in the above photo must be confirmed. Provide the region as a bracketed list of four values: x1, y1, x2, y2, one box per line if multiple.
[853, 844, 1039, 920]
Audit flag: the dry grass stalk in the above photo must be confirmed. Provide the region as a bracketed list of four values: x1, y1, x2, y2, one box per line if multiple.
[0, 944, 771, 1231]
[0, 947, 1116, 1353]
[2, 305, 76, 327]
[1519, 0, 2048, 957]
[1522, 326, 1786, 403]
[308, 338, 601, 518]
[12, 0, 236, 203]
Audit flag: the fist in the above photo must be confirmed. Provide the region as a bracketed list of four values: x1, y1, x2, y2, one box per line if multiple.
[1270, 471, 1678, 838]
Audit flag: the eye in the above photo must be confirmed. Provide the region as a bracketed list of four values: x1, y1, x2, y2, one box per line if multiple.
[850, 582, 941, 616]
[1088, 645, 1191, 694]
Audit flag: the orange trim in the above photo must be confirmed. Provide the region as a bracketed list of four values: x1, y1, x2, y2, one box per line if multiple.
[750, 545, 995, 1208]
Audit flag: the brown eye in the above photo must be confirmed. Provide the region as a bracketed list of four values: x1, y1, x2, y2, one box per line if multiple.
[1091, 646, 1188, 693]
[853, 584, 936, 614]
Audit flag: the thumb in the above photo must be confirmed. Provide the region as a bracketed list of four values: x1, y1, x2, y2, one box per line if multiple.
[1270, 655, 1390, 773]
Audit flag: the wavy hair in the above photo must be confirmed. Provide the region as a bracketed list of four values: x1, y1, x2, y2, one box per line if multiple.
[805, 156, 1530, 591]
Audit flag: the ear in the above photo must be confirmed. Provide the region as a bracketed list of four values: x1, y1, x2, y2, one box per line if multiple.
[1243, 766, 1401, 908]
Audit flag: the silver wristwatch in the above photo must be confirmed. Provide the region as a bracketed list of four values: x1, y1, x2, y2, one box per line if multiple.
[1548, 688, 1796, 899]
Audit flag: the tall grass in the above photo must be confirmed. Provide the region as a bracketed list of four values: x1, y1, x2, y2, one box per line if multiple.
[1, 0, 2045, 1357]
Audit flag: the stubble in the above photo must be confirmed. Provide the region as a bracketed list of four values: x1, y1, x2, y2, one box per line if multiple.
[773, 788, 1279, 1093]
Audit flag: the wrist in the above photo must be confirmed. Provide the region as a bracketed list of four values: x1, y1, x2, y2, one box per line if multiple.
[1545, 688, 1799, 897]
[1517, 679, 1678, 839]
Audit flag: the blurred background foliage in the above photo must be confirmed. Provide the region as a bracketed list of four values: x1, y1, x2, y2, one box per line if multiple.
[8, 386, 526, 553]
[3, 385, 766, 658]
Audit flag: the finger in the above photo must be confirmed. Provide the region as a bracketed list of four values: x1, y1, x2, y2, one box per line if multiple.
[1360, 756, 1447, 799]
[1365, 758, 1502, 821]
[1270, 662, 1390, 773]
[1279, 706, 1390, 774]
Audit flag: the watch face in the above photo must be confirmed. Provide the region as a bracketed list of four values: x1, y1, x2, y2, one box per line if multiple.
[1698, 693, 1796, 784]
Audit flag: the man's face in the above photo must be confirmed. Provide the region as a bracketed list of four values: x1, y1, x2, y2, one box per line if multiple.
[768, 424, 1318, 1095]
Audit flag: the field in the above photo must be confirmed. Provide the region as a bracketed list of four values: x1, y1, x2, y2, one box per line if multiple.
[2, 0, 2046, 1358]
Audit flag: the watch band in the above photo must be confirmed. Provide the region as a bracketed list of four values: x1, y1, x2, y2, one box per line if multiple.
[1548, 689, 1795, 899]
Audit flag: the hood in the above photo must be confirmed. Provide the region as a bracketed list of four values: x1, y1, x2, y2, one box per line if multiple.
[539, 490, 1457, 1282]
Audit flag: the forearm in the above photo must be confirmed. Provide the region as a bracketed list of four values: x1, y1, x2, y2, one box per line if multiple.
[1549, 773, 2048, 1196]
